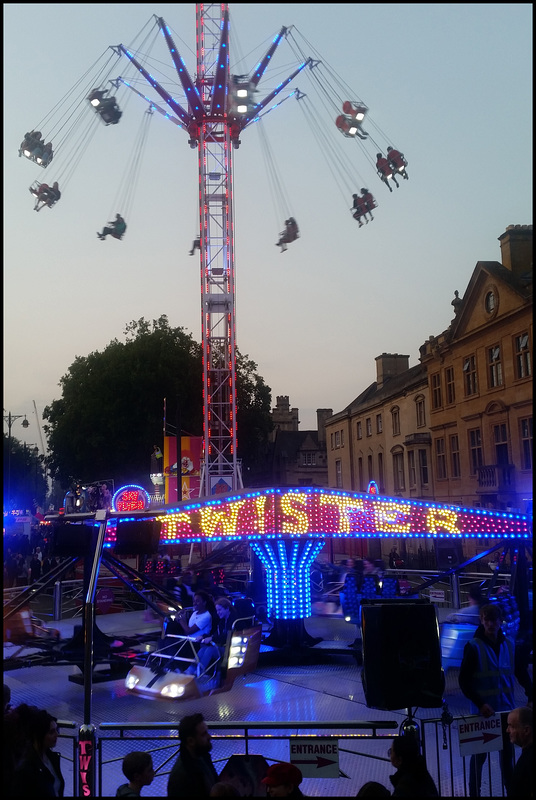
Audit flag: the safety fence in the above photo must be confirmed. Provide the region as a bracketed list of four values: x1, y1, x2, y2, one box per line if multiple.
[52, 714, 511, 797]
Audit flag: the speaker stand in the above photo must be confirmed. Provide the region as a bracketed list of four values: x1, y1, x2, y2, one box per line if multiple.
[400, 706, 421, 751]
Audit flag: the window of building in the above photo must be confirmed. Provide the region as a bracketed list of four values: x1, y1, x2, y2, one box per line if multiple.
[334, 430, 341, 449]
[358, 457, 364, 492]
[485, 290, 497, 313]
[419, 449, 429, 486]
[341, 429, 344, 447]
[335, 459, 342, 488]
[515, 333, 531, 379]
[445, 366, 455, 405]
[469, 428, 483, 474]
[435, 437, 447, 479]
[302, 452, 317, 466]
[415, 396, 426, 428]
[408, 450, 416, 488]
[391, 406, 400, 436]
[449, 434, 461, 478]
[356, 421, 362, 440]
[488, 345, 503, 388]
[493, 423, 509, 466]
[431, 373, 442, 409]
[378, 452, 384, 491]
[520, 417, 533, 470]
[367, 454, 373, 482]
[393, 449, 405, 491]
[366, 417, 372, 437]
[376, 414, 383, 434]
[463, 355, 478, 396]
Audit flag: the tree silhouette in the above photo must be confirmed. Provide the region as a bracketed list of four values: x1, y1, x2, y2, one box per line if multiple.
[43, 316, 272, 493]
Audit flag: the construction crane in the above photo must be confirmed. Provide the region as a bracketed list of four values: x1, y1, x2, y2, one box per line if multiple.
[117, 5, 311, 496]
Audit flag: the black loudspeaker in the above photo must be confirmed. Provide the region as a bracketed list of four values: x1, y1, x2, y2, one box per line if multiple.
[361, 600, 445, 710]
[51, 522, 94, 557]
[434, 539, 464, 570]
[114, 518, 161, 555]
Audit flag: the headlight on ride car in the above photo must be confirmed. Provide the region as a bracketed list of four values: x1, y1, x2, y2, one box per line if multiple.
[161, 683, 185, 698]
[125, 675, 140, 689]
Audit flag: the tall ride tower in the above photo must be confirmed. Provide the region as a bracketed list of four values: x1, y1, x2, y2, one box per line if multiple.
[119, 4, 310, 496]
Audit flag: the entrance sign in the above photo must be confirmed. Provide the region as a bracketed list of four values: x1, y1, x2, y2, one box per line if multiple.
[458, 715, 503, 756]
[289, 738, 339, 777]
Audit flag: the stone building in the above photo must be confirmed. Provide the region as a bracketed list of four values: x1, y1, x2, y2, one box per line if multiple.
[326, 225, 532, 513]
[324, 225, 532, 562]
[420, 224, 532, 513]
[325, 354, 433, 499]
[269, 396, 331, 487]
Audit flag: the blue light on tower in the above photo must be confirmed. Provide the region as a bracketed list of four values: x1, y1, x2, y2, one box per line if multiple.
[251, 538, 325, 620]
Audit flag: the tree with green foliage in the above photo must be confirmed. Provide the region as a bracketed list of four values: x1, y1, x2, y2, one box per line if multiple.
[43, 316, 273, 493]
[3, 436, 48, 512]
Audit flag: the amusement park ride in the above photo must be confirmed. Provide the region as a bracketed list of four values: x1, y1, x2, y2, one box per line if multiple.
[9, 3, 532, 728]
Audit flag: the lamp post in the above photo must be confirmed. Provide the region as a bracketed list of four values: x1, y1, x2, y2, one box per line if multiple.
[24, 443, 39, 501]
[3, 410, 30, 511]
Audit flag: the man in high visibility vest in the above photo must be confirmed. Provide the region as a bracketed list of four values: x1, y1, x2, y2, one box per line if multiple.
[459, 603, 516, 797]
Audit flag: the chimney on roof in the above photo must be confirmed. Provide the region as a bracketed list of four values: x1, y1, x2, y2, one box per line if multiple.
[375, 353, 410, 389]
[498, 225, 533, 277]
[316, 408, 333, 444]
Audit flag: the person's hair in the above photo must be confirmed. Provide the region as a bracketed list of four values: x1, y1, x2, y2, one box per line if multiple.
[356, 780, 391, 797]
[480, 603, 502, 622]
[31, 709, 57, 748]
[391, 734, 420, 764]
[194, 590, 213, 607]
[517, 706, 533, 729]
[179, 712, 205, 745]
[468, 585, 484, 602]
[214, 597, 232, 611]
[122, 751, 152, 780]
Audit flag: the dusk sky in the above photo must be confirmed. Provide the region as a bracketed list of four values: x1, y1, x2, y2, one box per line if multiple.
[3, 4, 532, 463]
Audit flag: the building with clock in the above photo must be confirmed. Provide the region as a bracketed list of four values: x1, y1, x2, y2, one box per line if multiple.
[325, 224, 533, 518]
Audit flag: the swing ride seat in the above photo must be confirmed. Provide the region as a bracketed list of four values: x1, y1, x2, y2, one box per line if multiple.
[20, 148, 49, 168]
[29, 181, 57, 210]
[98, 101, 122, 126]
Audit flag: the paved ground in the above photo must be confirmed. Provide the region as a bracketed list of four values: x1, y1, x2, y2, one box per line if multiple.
[4, 609, 530, 797]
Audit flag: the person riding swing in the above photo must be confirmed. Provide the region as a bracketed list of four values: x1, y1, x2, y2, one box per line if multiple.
[97, 213, 127, 241]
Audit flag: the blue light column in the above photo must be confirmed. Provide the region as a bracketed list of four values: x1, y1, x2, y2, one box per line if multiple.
[250, 538, 325, 620]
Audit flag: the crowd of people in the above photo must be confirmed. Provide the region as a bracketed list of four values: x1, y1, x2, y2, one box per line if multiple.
[4, 527, 57, 588]
[3, 691, 531, 797]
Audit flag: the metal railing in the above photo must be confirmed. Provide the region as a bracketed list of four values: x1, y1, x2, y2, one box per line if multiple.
[51, 714, 515, 796]
[96, 719, 399, 797]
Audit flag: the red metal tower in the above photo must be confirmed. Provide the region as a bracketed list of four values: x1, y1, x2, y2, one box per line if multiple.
[119, 5, 310, 496]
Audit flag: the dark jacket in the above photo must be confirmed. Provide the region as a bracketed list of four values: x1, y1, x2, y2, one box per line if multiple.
[167, 748, 218, 797]
[507, 743, 533, 797]
[116, 783, 140, 797]
[458, 624, 515, 713]
[212, 611, 237, 647]
[389, 760, 439, 797]
[11, 747, 64, 797]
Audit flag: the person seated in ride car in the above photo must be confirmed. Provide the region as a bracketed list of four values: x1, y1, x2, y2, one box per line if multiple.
[186, 596, 237, 676]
